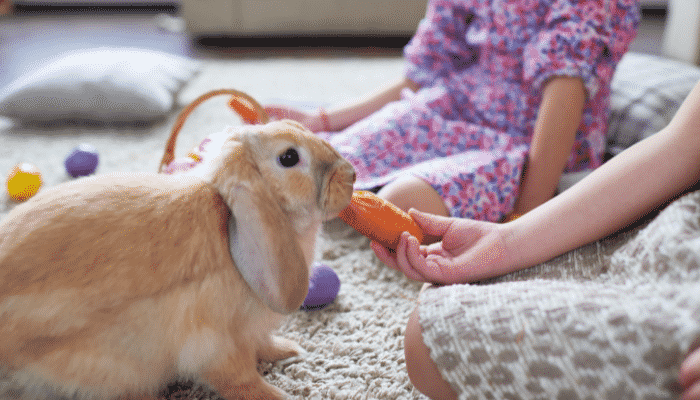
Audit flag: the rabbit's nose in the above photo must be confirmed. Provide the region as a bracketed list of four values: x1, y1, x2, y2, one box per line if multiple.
[323, 162, 355, 217]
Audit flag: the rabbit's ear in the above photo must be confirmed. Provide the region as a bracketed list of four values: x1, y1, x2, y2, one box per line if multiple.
[222, 145, 309, 314]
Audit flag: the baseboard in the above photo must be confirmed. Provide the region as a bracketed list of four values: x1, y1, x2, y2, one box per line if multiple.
[196, 34, 412, 50]
[11, 1, 179, 14]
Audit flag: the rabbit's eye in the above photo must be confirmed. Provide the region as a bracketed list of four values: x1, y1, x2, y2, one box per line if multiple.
[278, 148, 300, 167]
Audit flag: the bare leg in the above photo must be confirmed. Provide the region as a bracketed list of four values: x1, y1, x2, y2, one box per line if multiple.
[404, 307, 457, 400]
[377, 175, 450, 217]
[680, 346, 700, 400]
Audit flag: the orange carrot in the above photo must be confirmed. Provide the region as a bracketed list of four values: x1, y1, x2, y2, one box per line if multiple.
[228, 96, 261, 124]
[339, 191, 424, 250]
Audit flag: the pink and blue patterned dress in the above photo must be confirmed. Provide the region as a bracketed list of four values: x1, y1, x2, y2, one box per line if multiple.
[319, 0, 640, 221]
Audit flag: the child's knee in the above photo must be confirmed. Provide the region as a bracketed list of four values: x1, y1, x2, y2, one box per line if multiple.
[404, 308, 427, 392]
[404, 307, 457, 400]
[378, 176, 450, 217]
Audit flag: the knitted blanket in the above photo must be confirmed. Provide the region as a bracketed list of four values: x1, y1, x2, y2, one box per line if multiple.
[420, 190, 700, 399]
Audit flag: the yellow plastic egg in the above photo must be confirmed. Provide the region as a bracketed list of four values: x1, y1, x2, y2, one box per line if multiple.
[187, 151, 203, 162]
[6, 163, 43, 202]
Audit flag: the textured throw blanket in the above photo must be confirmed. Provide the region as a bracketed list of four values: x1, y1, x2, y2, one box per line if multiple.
[419, 190, 700, 399]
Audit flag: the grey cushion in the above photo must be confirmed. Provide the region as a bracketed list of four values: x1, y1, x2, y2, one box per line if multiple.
[607, 52, 700, 155]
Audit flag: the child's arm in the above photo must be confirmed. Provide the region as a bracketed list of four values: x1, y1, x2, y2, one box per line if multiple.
[373, 80, 700, 284]
[265, 77, 420, 132]
[507, 79, 700, 269]
[510, 76, 586, 217]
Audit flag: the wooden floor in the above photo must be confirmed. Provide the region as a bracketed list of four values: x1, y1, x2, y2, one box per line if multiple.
[0, 7, 667, 89]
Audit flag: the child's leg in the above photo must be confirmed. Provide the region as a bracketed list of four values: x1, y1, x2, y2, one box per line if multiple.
[405, 307, 457, 400]
[372, 150, 526, 221]
[404, 283, 457, 399]
[680, 339, 700, 398]
[377, 175, 450, 217]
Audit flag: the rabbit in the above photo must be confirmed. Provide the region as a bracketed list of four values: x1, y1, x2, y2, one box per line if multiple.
[0, 120, 356, 400]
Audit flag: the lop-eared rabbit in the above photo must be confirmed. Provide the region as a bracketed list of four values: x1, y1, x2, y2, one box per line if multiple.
[0, 120, 356, 399]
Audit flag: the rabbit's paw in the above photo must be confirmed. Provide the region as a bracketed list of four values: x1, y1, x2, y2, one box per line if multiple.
[258, 336, 305, 363]
[204, 366, 288, 400]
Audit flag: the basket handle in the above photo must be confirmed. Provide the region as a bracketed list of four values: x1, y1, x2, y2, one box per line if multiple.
[158, 89, 269, 173]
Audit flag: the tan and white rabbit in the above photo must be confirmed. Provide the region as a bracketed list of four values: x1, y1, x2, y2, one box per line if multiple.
[0, 120, 356, 400]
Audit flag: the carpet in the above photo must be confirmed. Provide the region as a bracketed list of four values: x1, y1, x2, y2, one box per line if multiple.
[0, 56, 428, 399]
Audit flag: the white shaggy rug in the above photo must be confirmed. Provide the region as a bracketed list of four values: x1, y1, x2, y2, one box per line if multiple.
[0, 56, 429, 399]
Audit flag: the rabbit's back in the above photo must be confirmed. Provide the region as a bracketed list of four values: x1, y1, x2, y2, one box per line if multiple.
[0, 173, 231, 294]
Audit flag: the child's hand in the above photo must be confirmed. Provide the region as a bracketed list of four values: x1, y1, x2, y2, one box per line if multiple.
[264, 105, 324, 132]
[371, 210, 513, 284]
[680, 346, 700, 400]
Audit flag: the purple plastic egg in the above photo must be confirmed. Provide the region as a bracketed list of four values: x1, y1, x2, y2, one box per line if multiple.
[301, 263, 340, 311]
[65, 144, 99, 177]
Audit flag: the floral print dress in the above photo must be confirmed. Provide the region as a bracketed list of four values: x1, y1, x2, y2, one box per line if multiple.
[319, 0, 640, 221]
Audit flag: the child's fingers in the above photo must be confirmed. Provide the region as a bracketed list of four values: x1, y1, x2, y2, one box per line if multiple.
[424, 256, 457, 285]
[395, 232, 429, 282]
[683, 383, 700, 400]
[374, 233, 434, 283]
[371, 241, 399, 270]
[263, 105, 282, 113]
[408, 208, 454, 238]
[263, 107, 283, 120]
[264, 105, 298, 120]
[682, 382, 700, 400]
[404, 234, 435, 280]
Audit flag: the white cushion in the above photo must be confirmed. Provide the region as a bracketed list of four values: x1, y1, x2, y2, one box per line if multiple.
[0, 47, 200, 123]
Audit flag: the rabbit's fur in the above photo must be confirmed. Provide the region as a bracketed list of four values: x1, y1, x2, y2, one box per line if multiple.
[0, 120, 356, 399]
